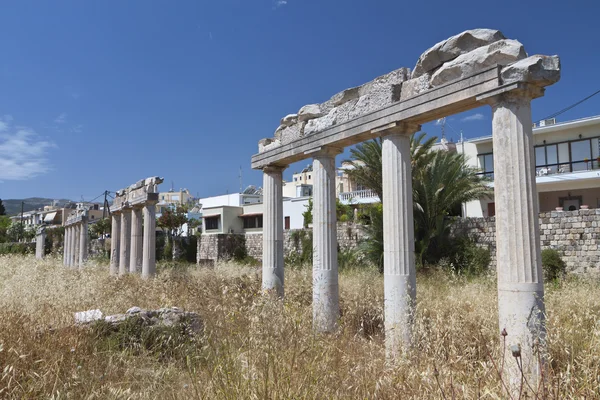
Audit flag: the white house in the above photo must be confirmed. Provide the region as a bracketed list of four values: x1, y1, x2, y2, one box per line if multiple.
[460, 115, 600, 217]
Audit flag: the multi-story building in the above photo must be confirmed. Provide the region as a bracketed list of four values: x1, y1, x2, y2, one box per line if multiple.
[460, 115, 600, 217]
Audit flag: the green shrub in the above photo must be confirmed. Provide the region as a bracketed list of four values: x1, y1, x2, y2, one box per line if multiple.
[0, 242, 35, 255]
[541, 248, 566, 281]
[285, 230, 313, 267]
[444, 237, 491, 276]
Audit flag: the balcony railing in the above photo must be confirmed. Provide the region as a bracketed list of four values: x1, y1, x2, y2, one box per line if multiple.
[339, 189, 379, 202]
[477, 159, 600, 180]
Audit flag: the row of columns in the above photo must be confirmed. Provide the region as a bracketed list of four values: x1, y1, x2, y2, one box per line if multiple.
[261, 90, 545, 388]
[109, 201, 157, 278]
[63, 215, 88, 268]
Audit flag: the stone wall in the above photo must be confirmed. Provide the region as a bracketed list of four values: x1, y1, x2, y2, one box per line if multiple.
[453, 209, 600, 275]
[197, 223, 367, 264]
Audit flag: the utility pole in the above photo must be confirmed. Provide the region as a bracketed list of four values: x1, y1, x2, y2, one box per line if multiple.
[102, 190, 111, 238]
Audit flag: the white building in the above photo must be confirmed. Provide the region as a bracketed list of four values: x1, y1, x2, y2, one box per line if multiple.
[460, 115, 600, 217]
[200, 196, 310, 235]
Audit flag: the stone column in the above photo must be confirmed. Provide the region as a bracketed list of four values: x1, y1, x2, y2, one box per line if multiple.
[119, 208, 132, 276]
[262, 165, 285, 296]
[312, 147, 342, 332]
[381, 123, 420, 358]
[36, 229, 46, 259]
[142, 201, 158, 278]
[110, 212, 121, 275]
[63, 227, 70, 266]
[79, 217, 88, 267]
[72, 224, 80, 268]
[130, 207, 143, 273]
[490, 89, 546, 391]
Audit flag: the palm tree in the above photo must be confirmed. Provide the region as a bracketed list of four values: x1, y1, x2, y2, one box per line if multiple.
[343, 133, 437, 201]
[346, 133, 491, 269]
[412, 150, 491, 264]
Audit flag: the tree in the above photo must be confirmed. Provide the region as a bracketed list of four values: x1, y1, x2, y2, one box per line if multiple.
[343, 133, 438, 201]
[157, 206, 189, 260]
[412, 150, 491, 264]
[0, 198, 5, 215]
[90, 218, 111, 239]
[346, 133, 491, 269]
[0, 215, 10, 243]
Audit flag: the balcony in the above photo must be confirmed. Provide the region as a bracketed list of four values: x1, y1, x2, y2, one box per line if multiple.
[338, 189, 380, 204]
[477, 159, 600, 181]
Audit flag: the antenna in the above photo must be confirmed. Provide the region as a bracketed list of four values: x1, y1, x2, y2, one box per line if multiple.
[239, 166, 243, 193]
[437, 117, 446, 141]
[171, 181, 174, 192]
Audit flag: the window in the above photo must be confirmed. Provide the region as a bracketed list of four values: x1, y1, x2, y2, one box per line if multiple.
[243, 215, 263, 229]
[205, 216, 219, 230]
[477, 153, 494, 178]
[308, 175, 311, 179]
[534, 137, 598, 174]
[284, 216, 290, 230]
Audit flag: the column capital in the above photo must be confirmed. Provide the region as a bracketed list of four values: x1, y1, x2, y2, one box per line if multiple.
[262, 164, 287, 173]
[372, 122, 421, 137]
[479, 84, 545, 107]
[305, 146, 343, 158]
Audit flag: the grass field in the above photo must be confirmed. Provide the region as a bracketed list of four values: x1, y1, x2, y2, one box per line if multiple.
[0, 255, 599, 399]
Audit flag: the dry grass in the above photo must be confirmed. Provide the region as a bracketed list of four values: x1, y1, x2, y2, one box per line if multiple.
[0, 255, 599, 399]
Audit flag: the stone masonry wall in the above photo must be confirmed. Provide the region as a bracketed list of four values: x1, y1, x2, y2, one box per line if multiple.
[197, 223, 367, 264]
[453, 209, 600, 275]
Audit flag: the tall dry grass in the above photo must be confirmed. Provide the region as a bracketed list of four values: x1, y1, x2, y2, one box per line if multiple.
[0, 255, 599, 399]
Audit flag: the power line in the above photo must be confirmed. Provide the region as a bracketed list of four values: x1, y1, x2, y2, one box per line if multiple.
[537, 88, 600, 123]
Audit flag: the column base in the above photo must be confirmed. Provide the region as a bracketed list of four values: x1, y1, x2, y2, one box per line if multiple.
[313, 269, 339, 333]
[384, 274, 416, 357]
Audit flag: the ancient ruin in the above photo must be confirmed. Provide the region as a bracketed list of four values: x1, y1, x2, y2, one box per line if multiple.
[35, 226, 46, 259]
[251, 28, 560, 390]
[109, 177, 163, 278]
[63, 207, 89, 268]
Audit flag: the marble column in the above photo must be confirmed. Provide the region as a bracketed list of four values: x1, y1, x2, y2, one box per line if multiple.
[63, 227, 70, 266]
[312, 147, 342, 332]
[262, 165, 285, 296]
[110, 212, 121, 275]
[142, 201, 158, 278]
[490, 89, 546, 391]
[381, 123, 420, 357]
[72, 224, 80, 268]
[79, 217, 88, 267]
[35, 229, 46, 259]
[130, 207, 143, 273]
[119, 208, 132, 276]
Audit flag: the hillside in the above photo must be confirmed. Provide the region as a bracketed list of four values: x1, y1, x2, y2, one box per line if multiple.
[1, 198, 73, 216]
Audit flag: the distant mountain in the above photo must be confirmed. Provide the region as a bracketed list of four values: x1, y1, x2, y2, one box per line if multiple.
[1, 198, 73, 216]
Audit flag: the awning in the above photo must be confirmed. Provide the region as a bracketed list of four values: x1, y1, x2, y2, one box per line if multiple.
[239, 213, 263, 218]
[44, 212, 57, 223]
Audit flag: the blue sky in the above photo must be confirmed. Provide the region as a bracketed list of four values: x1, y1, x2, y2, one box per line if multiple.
[1, 0, 598, 201]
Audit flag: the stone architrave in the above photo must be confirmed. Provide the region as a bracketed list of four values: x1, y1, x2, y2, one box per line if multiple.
[79, 215, 88, 267]
[311, 147, 342, 333]
[119, 207, 132, 276]
[35, 227, 46, 259]
[262, 165, 285, 296]
[110, 212, 121, 275]
[379, 122, 420, 357]
[130, 207, 143, 273]
[142, 201, 158, 278]
[488, 88, 546, 392]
